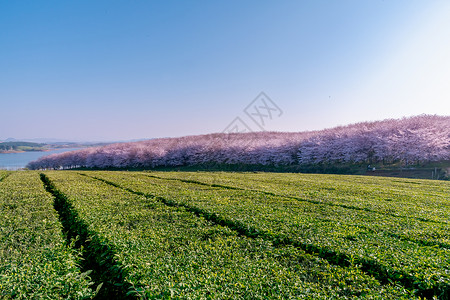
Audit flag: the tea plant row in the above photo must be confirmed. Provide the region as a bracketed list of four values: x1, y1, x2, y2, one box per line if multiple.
[0, 172, 94, 299]
[45, 171, 413, 299]
[88, 171, 450, 299]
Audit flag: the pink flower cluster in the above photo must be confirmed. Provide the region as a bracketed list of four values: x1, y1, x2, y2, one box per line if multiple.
[27, 115, 450, 170]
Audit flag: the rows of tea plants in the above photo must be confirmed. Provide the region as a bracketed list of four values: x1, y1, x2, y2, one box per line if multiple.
[149, 172, 450, 248]
[152, 171, 450, 223]
[0, 172, 94, 299]
[87, 171, 450, 299]
[0, 170, 9, 181]
[44, 171, 413, 299]
[92, 171, 450, 249]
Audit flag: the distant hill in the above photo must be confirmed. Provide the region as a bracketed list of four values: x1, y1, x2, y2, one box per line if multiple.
[1, 137, 151, 144]
[1, 137, 66, 143]
[0, 141, 47, 153]
[27, 115, 450, 177]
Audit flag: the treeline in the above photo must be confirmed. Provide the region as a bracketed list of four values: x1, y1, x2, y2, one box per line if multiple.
[27, 115, 450, 170]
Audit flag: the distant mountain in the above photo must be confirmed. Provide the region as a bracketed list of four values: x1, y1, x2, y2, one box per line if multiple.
[27, 115, 450, 173]
[4, 138, 19, 142]
[1, 137, 151, 144]
[0, 138, 74, 144]
[2, 138, 84, 144]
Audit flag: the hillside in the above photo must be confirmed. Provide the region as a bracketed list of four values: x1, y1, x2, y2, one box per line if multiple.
[0, 141, 46, 153]
[27, 115, 450, 175]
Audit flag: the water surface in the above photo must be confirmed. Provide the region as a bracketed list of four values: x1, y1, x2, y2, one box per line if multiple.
[0, 148, 81, 170]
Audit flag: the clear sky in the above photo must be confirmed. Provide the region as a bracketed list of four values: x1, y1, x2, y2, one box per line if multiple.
[1, 1, 449, 141]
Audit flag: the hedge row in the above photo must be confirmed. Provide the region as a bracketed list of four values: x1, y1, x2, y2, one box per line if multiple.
[152, 171, 450, 223]
[0, 172, 94, 299]
[88, 171, 450, 299]
[46, 171, 412, 299]
[149, 172, 450, 249]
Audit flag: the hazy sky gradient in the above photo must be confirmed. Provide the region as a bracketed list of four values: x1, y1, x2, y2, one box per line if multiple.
[1, 1, 449, 141]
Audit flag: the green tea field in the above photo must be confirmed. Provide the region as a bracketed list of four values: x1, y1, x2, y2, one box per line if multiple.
[1, 170, 449, 299]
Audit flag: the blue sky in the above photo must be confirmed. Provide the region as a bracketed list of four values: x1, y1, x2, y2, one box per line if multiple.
[1, 1, 449, 141]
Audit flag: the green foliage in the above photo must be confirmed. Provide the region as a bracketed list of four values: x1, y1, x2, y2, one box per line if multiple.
[0, 142, 46, 152]
[45, 171, 414, 299]
[89, 171, 450, 299]
[0, 172, 94, 299]
[3, 170, 449, 299]
[0, 170, 9, 182]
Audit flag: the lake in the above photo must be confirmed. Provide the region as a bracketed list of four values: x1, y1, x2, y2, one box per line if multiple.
[0, 148, 82, 170]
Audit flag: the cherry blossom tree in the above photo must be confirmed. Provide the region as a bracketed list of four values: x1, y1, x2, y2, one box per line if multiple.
[27, 115, 450, 170]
